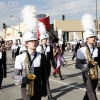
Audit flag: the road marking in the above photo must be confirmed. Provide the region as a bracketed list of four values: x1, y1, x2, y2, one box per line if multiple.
[50, 78, 100, 96]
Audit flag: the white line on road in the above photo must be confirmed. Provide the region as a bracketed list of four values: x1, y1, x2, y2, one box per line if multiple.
[50, 78, 100, 96]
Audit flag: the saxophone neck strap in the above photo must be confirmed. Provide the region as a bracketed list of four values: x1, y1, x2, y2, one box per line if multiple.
[86, 44, 94, 57]
[41, 44, 47, 54]
[26, 51, 37, 66]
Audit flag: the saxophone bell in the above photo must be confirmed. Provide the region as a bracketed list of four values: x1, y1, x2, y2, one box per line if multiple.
[89, 61, 98, 80]
[26, 74, 36, 97]
[86, 46, 98, 80]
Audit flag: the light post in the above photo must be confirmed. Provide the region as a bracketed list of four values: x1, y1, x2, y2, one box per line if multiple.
[96, 0, 98, 34]
[10, 15, 20, 32]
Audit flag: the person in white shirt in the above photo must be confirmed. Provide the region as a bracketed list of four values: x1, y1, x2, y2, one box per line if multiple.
[76, 13, 100, 100]
[11, 40, 20, 61]
[13, 5, 47, 100]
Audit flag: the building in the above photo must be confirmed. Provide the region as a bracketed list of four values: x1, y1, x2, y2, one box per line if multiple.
[3, 22, 25, 41]
[54, 19, 100, 41]
[2, 19, 100, 42]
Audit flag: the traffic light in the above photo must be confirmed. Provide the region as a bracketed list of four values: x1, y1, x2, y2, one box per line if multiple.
[62, 15, 65, 20]
[3, 23, 6, 29]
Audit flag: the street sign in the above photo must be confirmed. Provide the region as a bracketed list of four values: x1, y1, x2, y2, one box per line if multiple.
[18, 32, 22, 35]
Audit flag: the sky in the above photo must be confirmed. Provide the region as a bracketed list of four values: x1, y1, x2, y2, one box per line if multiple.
[0, 0, 100, 30]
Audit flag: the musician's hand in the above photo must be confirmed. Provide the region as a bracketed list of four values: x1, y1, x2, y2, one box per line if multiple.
[22, 76, 32, 84]
[88, 62, 94, 69]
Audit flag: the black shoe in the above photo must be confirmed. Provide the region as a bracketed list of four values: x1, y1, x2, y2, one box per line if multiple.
[98, 86, 100, 91]
[72, 59, 74, 61]
[53, 74, 57, 78]
[60, 77, 64, 80]
[48, 96, 55, 100]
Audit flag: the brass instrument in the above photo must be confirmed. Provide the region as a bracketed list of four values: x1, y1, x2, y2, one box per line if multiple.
[24, 53, 36, 97]
[26, 74, 36, 97]
[86, 46, 98, 80]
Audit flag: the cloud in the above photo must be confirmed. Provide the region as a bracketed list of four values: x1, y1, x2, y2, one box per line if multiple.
[0, 0, 100, 30]
[37, 0, 100, 21]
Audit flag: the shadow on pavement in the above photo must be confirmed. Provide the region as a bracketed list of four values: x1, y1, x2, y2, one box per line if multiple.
[62, 72, 82, 79]
[66, 63, 75, 66]
[2, 83, 15, 90]
[51, 82, 84, 99]
[7, 70, 14, 73]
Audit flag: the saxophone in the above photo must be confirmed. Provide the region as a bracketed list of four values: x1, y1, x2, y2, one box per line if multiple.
[24, 52, 36, 97]
[85, 46, 98, 80]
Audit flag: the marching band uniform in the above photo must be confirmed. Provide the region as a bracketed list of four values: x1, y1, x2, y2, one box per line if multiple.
[13, 5, 47, 100]
[36, 22, 54, 100]
[76, 44, 99, 100]
[19, 46, 27, 54]
[76, 13, 100, 100]
[0, 40, 7, 92]
[80, 39, 85, 47]
[58, 29, 64, 55]
[11, 40, 20, 61]
[13, 48, 47, 100]
[71, 40, 78, 60]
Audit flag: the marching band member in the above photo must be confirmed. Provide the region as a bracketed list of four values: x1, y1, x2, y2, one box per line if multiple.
[75, 13, 100, 100]
[11, 38, 20, 61]
[19, 41, 27, 54]
[37, 22, 54, 100]
[0, 38, 7, 93]
[72, 32, 80, 60]
[58, 29, 65, 55]
[13, 5, 47, 100]
[19, 45, 27, 54]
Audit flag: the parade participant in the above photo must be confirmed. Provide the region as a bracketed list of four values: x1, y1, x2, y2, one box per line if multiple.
[11, 38, 20, 61]
[13, 5, 47, 100]
[58, 29, 66, 66]
[72, 32, 80, 60]
[52, 38, 64, 80]
[58, 29, 65, 55]
[19, 45, 27, 54]
[80, 39, 85, 47]
[0, 38, 7, 93]
[74, 40, 81, 53]
[36, 22, 54, 100]
[76, 13, 100, 100]
[19, 40, 27, 54]
[18, 39, 24, 48]
[72, 45, 77, 60]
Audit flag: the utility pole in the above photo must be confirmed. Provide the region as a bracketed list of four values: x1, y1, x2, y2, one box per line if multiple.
[96, 0, 98, 34]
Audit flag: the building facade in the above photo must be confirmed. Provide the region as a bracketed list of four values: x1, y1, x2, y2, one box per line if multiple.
[54, 19, 100, 41]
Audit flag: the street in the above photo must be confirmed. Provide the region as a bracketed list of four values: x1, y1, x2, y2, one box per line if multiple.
[0, 50, 100, 100]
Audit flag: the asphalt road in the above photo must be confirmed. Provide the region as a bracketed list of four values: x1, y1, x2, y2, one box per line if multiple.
[0, 51, 100, 100]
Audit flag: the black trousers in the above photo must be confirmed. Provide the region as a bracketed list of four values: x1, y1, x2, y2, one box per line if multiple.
[0, 70, 3, 89]
[82, 72, 98, 100]
[46, 78, 51, 97]
[0, 64, 3, 89]
[72, 50, 76, 60]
